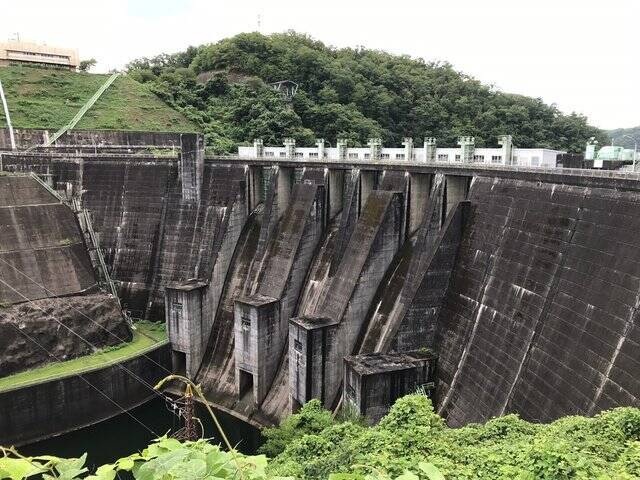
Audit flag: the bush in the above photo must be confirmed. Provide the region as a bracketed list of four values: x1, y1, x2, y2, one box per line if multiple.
[265, 395, 640, 480]
[259, 399, 335, 457]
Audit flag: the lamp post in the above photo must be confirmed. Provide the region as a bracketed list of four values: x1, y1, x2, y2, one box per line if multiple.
[612, 134, 638, 171]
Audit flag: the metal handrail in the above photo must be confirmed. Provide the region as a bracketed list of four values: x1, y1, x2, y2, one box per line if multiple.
[39, 72, 121, 149]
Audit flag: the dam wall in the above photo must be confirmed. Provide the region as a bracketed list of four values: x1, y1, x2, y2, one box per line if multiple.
[436, 177, 640, 425]
[0, 175, 95, 304]
[3, 143, 640, 427]
[1, 142, 245, 320]
[290, 190, 404, 408]
[0, 343, 170, 446]
[236, 182, 325, 404]
[0, 128, 188, 150]
[0, 174, 130, 376]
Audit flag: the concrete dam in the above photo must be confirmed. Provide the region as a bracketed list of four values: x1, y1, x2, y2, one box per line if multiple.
[1, 129, 639, 430]
[0, 170, 170, 445]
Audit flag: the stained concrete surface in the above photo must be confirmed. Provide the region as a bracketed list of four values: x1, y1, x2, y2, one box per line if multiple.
[0, 293, 130, 376]
[436, 177, 640, 425]
[4, 144, 640, 429]
[0, 176, 95, 304]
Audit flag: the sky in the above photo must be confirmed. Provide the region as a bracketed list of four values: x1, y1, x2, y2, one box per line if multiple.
[3, 0, 639, 130]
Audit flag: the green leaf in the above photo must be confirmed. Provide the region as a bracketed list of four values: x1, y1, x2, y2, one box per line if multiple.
[85, 464, 117, 480]
[395, 471, 418, 480]
[418, 462, 445, 480]
[168, 458, 207, 479]
[115, 456, 136, 471]
[0, 457, 45, 479]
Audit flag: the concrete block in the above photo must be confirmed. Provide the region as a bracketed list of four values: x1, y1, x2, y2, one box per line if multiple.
[234, 295, 280, 405]
[344, 351, 437, 424]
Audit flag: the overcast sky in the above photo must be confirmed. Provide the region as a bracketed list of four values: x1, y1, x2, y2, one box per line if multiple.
[3, 0, 638, 129]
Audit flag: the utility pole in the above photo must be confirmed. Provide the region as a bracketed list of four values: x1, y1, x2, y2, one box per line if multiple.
[173, 384, 197, 441]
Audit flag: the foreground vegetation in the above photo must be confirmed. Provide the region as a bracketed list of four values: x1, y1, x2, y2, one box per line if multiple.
[264, 396, 640, 479]
[0, 66, 196, 132]
[3, 394, 639, 479]
[126, 31, 608, 153]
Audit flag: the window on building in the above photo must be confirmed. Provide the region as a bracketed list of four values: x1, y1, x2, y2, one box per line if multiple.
[346, 384, 356, 401]
[437, 154, 449, 161]
[455, 154, 461, 161]
[241, 315, 251, 354]
[364, 153, 370, 159]
[279, 152, 286, 157]
[294, 339, 303, 353]
[265, 151, 275, 157]
[396, 153, 405, 160]
[7, 50, 70, 61]
[491, 155, 502, 163]
[241, 317, 251, 331]
[473, 155, 485, 161]
[349, 153, 359, 159]
[381, 153, 390, 159]
[309, 152, 318, 158]
[295, 152, 304, 158]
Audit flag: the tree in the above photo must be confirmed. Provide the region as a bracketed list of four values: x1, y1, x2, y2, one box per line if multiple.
[78, 58, 97, 72]
[125, 31, 606, 153]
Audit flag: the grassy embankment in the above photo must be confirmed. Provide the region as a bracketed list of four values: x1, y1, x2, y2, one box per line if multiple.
[0, 322, 168, 393]
[0, 66, 197, 132]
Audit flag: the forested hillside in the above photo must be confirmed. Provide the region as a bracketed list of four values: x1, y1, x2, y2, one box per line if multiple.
[126, 32, 606, 154]
[609, 126, 640, 148]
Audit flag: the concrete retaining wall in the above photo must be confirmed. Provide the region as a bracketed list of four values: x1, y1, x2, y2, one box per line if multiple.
[0, 128, 189, 150]
[0, 343, 171, 446]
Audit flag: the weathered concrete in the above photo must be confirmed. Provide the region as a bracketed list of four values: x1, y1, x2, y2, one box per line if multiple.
[5, 146, 640, 429]
[0, 128, 192, 151]
[0, 343, 170, 446]
[0, 293, 130, 376]
[236, 182, 325, 405]
[165, 279, 207, 377]
[0, 175, 96, 304]
[290, 191, 404, 408]
[1, 149, 246, 319]
[357, 179, 467, 354]
[344, 350, 437, 424]
[195, 208, 263, 417]
[436, 177, 640, 425]
[0, 174, 129, 375]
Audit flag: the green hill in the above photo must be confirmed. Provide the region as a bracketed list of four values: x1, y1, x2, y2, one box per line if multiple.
[126, 32, 607, 153]
[0, 66, 197, 132]
[608, 126, 640, 148]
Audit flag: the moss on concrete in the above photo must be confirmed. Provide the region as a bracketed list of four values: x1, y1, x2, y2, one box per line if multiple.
[0, 322, 168, 393]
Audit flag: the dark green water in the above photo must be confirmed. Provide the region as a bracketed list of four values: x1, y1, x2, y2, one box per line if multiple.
[20, 398, 263, 470]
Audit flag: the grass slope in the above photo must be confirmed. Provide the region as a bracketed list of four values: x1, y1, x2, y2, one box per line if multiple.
[0, 322, 168, 393]
[0, 66, 197, 132]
